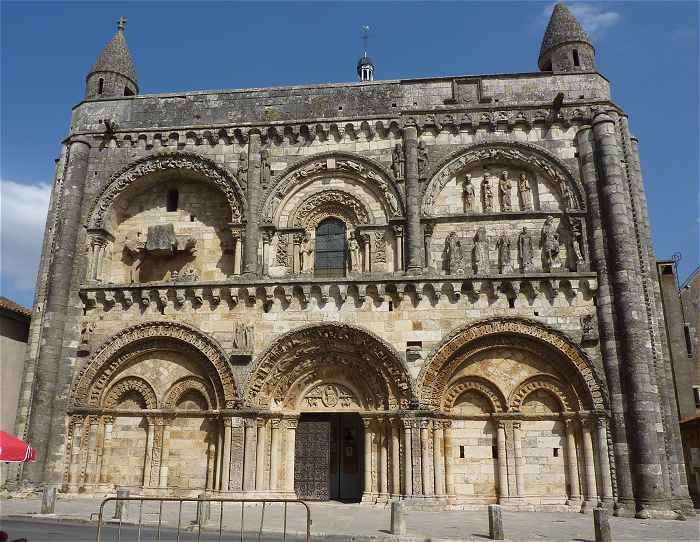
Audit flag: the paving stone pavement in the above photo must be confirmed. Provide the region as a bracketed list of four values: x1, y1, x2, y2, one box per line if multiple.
[1, 497, 698, 541]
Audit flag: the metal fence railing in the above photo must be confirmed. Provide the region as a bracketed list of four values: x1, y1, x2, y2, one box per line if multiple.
[95, 496, 311, 542]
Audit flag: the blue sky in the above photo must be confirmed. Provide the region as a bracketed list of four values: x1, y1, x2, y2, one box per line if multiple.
[1, 1, 698, 308]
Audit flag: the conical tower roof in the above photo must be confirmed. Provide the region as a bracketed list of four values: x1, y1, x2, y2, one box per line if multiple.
[539, 3, 593, 62]
[89, 18, 138, 85]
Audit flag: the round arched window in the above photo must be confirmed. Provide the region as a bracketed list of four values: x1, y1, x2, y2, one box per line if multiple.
[314, 218, 347, 278]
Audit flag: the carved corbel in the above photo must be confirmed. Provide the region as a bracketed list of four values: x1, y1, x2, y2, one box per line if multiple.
[193, 288, 204, 306]
[320, 285, 330, 304]
[282, 286, 293, 304]
[157, 289, 168, 309]
[451, 282, 462, 300]
[301, 285, 311, 304]
[121, 290, 133, 308]
[211, 288, 221, 306]
[79, 291, 95, 309]
[175, 288, 186, 307]
[140, 290, 151, 307]
[356, 284, 367, 303]
[227, 287, 239, 306]
[103, 290, 115, 307]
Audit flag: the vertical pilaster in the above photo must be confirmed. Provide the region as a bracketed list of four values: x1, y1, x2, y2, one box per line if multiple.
[159, 420, 172, 488]
[221, 418, 232, 491]
[393, 225, 404, 272]
[243, 132, 261, 276]
[390, 419, 401, 496]
[229, 417, 245, 491]
[143, 419, 154, 489]
[402, 420, 413, 497]
[443, 421, 456, 502]
[255, 418, 266, 491]
[596, 418, 614, 504]
[420, 420, 433, 496]
[261, 230, 272, 278]
[269, 419, 281, 492]
[243, 418, 257, 492]
[496, 421, 509, 502]
[362, 417, 374, 502]
[403, 125, 423, 274]
[284, 418, 297, 495]
[582, 419, 598, 509]
[206, 441, 216, 490]
[564, 419, 581, 504]
[379, 420, 389, 501]
[230, 227, 242, 275]
[513, 422, 524, 498]
[433, 420, 446, 498]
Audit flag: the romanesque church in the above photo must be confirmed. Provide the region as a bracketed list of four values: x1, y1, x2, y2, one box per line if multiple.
[12, 4, 693, 518]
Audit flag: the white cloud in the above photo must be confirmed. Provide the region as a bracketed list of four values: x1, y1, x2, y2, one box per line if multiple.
[1, 180, 52, 292]
[542, 3, 621, 39]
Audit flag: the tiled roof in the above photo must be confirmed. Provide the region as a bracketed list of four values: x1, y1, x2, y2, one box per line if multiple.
[0, 296, 31, 318]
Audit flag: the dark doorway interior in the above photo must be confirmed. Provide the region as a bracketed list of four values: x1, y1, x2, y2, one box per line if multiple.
[294, 413, 363, 502]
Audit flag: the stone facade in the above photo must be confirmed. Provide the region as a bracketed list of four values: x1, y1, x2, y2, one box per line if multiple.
[11, 4, 694, 519]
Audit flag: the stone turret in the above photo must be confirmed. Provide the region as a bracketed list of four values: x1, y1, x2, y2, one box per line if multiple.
[357, 53, 374, 82]
[538, 3, 595, 73]
[85, 16, 138, 99]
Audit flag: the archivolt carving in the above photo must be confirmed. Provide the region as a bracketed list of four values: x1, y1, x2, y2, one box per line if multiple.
[86, 153, 244, 230]
[442, 376, 506, 413]
[291, 190, 370, 230]
[163, 376, 214, 409]
[71, 321, 238, 409]
[246, 322, 412, 410]
[261, 152, 404, 222]
[417, 317, 604, 411]
[510, 374, 576, 412]
[103, 376, 158, 410]
[421, 142, 584, 216]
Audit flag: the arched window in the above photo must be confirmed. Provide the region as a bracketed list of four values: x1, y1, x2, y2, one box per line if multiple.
[98, 78, 104, 95]
[166, 189, 179, 212]
[572, 49, 580, 67]
[314, 218, 346, 278]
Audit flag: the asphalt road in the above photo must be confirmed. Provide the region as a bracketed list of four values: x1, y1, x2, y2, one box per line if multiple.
[0, 519, 313, 542]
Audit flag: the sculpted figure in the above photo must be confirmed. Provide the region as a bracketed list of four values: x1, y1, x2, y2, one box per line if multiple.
[238, 151, 248, 179]
[348, 234, 361, 273]
[541, 216, 561, 271]
[518, 227, 534, 271]
[417, 140, 429, 179]
[498, 171, 512, 211]
[260, 149, 271, 188]
[482, 174, 494, 212]
[496, 234, 512, 274]
[559, 179, 576, 210]
[518, 173, 533, 210]
[569, 217, 586, 268]
[391, 143, 405, 179]
[301, 235, 314, 273]
[472, 228, 488, 274]
[445, 232, 465, 275]
[462, 174, 476, 212]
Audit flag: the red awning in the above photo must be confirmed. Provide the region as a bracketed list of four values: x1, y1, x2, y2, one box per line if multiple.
[0, 431, 36, 463]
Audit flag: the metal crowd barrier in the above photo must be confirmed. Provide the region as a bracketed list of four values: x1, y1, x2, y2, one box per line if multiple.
[95, 496, 311, 542]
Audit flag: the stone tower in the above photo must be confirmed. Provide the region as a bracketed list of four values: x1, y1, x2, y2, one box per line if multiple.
[539, 2, 596, 73]
[85, 16, 138, 99]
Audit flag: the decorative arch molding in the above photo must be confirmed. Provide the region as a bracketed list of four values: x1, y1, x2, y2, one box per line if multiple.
[71, 321, 238, 409]
[245, 322, 413, 410]
[421, 142, 585, 216]
[442, 376, 507, 413]
[163, 376, 214, 410]
[290, 189, 371, 230]
[509, 374, 576, 413]
[86, 152, 245, 230]
[417, 316, 604, 411]
[103, 376, 158, 410]
[261, 151, 405, 224]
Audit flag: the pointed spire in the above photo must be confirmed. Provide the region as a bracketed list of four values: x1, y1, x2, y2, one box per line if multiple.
[538, 3, 595, 72]
[89, 16, 138, 87]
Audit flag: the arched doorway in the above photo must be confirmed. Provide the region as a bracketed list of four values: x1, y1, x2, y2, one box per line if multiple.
[314, 217, 347, 278]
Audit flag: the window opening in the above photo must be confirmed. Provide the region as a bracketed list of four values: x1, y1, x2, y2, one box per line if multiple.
[314, 217, 346, 278]
[492, 446, 498, 459]
[124, 86, 135, 96]
[508, 298, 515, 309]
[98, 78, 104, 95]
[459, 445, 465, 459]
[572, 49, 580, 67]
[166, 189, 179, 212]
[553, 448, 559, 457]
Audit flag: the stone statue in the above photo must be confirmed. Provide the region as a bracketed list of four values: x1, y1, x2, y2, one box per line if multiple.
[348, 234, 361, 274]
[472, 228, 488, 274]
[541, 216, 561, 271]
[559, 179, 576, 210]
[518, 173, 533, 210]
[445, 232, 465, 275]
[260, 148, 271, 189]
[462, 174, 476, 212]
[238, 151, 248, 179]
[391, 143, 405, 179]
[569, 217, 586, 269]
[482, 174, 494, 212]
[498, 171, 512, 211]
[518, 227, 534, 272]
[496, 234, 512, 274]
[301, 235, 314, 273]
[233, 322, 254, 352]
[417, 140, 429, 179]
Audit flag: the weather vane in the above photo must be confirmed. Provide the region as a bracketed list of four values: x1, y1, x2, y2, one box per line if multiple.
[362, 25, 370, 57]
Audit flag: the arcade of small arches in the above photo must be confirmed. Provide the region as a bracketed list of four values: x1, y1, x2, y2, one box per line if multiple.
[63, 319, 614, 508]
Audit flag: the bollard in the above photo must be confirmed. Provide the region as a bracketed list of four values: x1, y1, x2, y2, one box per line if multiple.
[593, 505, 612, 542]
[488, 504, 504, 541]
[40, 486, 57, 514]
[113, 487, 129, 521]
[197, 493, 211, 526]
[390, 500, 406, 535]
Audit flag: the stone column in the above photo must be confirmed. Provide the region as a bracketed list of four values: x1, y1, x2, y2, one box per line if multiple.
[403, 125, 423, 274]
[215, 423, 223, 491]
[424, 223, 434, 270]
[221, 418, 232, 491]
[269, 419, 281, 491]
[390, 419, 401, 497]
[284, 418, 298, 495]
[292, 233, 303, 275]
[261, 230, 273, 277]
[24, 139, 91, 483]
[379, 420, 389, 501]
[243, 131, 261, 276]
[420, 420, 433, 496]
[68, 416, 84, 489]
[362, 417, 374, 502]
[443, 421, 456, 501]
[159, 420, 173, 488]
[591, 113, 666, 516]
[143, 419, 155, 489]
[149, 417, 166, 488]
[243, 418, 257, 492]
[433, 420, 446, 498]
[582, 419, 598, 509]
[513, 422, 524, 498]
[362, 234, 371, 273]
[564, 419, 581, 504]
[206, 441, 216, 490]
[255, 418, 266, 491]
[403, 420, 413, 496]
[496, 421, 509, 502]
[596, 418, 614, 504]
[575, 126, 634, 512]
[393, 225, 404, 272]
[230, 227, 242, 275]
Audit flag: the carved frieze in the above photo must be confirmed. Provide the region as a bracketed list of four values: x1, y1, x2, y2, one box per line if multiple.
[303, 383, 360, 410]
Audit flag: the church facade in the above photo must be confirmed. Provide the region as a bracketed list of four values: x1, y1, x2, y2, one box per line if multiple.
[13, 4, 693, 518]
